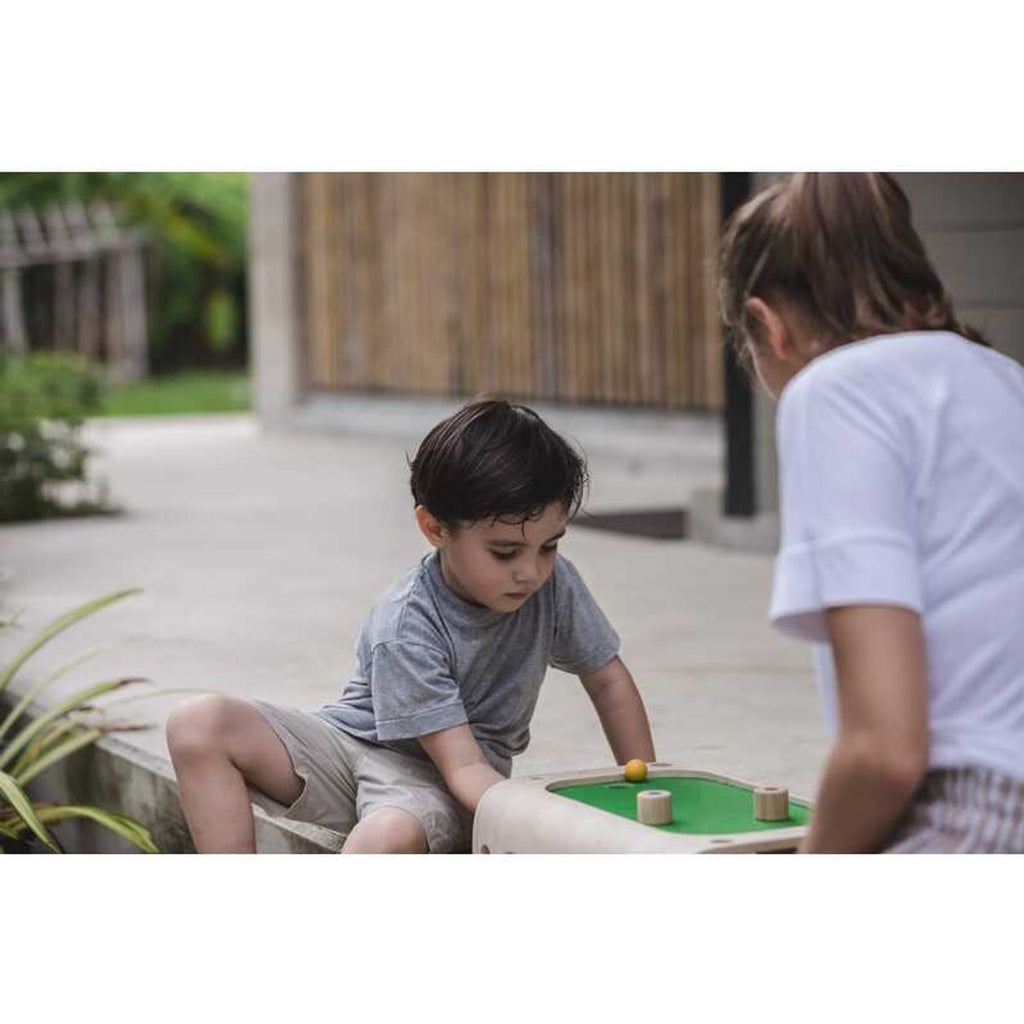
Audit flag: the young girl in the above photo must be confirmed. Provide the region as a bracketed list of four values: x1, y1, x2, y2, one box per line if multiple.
[720, 173, 1024, 853]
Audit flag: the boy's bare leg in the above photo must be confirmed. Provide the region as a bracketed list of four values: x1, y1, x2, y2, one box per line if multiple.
[167, 694, 303, 853]
[341, 807, 429, 854]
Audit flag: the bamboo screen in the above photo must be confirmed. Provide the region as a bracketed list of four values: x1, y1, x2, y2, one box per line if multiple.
[298, 173, 723, 410]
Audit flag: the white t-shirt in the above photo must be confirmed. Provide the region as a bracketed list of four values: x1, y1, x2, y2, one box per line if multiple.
[770, 331, 1024, 781]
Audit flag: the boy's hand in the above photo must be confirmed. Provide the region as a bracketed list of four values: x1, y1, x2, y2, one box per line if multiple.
[419, 724, 506, 815]
[580, 656, 656, 765]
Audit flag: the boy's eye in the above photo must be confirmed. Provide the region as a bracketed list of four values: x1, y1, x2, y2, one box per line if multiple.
[490, 544, 558, 561]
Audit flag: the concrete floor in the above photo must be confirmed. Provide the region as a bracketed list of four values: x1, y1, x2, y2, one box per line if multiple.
[0, 405, 827, 803]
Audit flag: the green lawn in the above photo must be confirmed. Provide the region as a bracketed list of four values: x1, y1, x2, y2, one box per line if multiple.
[93, 371, 251, 417]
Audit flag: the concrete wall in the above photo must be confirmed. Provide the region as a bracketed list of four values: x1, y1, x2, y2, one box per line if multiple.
[249, 173, 302, 424]
[897, 173, 1024, 364]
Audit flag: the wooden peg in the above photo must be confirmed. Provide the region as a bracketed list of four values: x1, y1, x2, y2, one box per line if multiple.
[637, 789, 673, 826]
[754, 786, 789, 821]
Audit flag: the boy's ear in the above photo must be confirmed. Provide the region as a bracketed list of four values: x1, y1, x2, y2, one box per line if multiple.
[744, 297, 796, 364]
[415, 505, 451, 548]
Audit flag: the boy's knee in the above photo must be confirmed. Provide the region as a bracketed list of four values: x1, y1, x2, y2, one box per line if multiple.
[344, 808, 429, 854]
[166, 694, 237, 761]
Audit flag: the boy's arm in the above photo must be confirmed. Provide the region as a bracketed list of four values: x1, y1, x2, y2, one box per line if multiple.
[580, 655, 656, 764]
[419, 724, 505, 814]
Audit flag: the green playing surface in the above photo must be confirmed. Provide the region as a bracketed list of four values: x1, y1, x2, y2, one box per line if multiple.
[552, 776, 811, 834]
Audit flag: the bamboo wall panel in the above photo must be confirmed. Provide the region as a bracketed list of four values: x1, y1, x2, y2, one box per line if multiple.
[298, 172, 723, 410]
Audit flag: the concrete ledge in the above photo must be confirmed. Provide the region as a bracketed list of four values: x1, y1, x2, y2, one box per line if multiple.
[6, 695, 343, 853]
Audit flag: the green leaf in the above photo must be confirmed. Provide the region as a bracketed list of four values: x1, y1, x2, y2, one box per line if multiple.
[14, 728, 102, 786]
[0, 771, 61, 852]
[0, 589, 140, 695]
[10, 706, 156, 777]
[10, 718, 81, 777]
[0, 676, 147, 771]
[0, 644, 108, 742]
[13, 804, 159, 853]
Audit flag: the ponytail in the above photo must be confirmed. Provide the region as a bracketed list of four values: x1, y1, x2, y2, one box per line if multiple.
[720, 173, 990, 356]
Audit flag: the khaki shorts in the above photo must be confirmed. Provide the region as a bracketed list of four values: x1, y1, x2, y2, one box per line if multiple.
[247, 699, 472, 853]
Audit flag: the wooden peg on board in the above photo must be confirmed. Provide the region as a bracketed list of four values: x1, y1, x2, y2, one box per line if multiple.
[637, 789, 673, 826]
[754, 786, 790, 821]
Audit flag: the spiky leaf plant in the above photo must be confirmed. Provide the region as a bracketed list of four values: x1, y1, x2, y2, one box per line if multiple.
[0, 590, 158, 853]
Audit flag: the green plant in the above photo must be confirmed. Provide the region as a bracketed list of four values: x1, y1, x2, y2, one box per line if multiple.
[0, 172, 248, 372]
[0, 590, 158, 853]
[0, 351, 113, 521]
[94, 370, 250, 417]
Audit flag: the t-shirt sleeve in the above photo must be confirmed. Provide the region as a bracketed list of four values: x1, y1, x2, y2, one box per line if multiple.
[549, 557, 621, 676]
[370, 640, 469, 740]
[770, 368, 924, 644]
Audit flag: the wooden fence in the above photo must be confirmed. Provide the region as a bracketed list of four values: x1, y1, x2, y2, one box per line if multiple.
[298, 173, 723, 410]
[0, 202, 148, 379]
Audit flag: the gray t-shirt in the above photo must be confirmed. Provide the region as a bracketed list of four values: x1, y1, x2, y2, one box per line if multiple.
[317, 551, 620, 775]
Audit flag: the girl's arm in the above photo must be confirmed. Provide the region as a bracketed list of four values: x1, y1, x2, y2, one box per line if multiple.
[801, 604, 930, 853]
[580, 656, 656, 764]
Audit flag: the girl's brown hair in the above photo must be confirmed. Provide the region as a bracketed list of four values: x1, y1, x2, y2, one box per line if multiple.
[719, 173, 988, 362]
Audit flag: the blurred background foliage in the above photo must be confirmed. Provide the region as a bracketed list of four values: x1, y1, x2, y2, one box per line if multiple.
[0, 173, 248, 374]
[0, 352, 111, 521]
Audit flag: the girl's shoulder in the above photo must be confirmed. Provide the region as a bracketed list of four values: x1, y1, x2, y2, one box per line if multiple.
[777, 332, 1024, 484]
[779, 330, 1014, 420]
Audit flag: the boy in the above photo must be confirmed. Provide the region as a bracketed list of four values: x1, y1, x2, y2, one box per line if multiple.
[167, 399, 656, 852]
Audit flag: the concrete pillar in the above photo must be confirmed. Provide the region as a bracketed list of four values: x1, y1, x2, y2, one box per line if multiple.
[749, 172, 785, 525]
[754, 384, 778, 512]
[248, 173, 302, 424]
[689, 173, 781, 552]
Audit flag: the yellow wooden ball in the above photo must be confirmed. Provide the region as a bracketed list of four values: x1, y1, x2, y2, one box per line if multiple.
[624, 759, 648, 783]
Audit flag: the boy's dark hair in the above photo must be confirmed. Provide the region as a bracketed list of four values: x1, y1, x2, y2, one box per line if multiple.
[409, 399, 588, 526]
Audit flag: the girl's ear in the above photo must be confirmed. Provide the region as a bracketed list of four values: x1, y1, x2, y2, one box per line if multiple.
[744, 296, 796, 364]
[415, 505, 450, 549]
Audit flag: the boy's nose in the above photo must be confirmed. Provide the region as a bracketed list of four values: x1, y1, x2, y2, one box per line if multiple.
[513, 560, 539, 584]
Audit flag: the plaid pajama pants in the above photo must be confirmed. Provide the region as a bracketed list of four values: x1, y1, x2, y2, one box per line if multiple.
[884, 767, 1024, 853]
